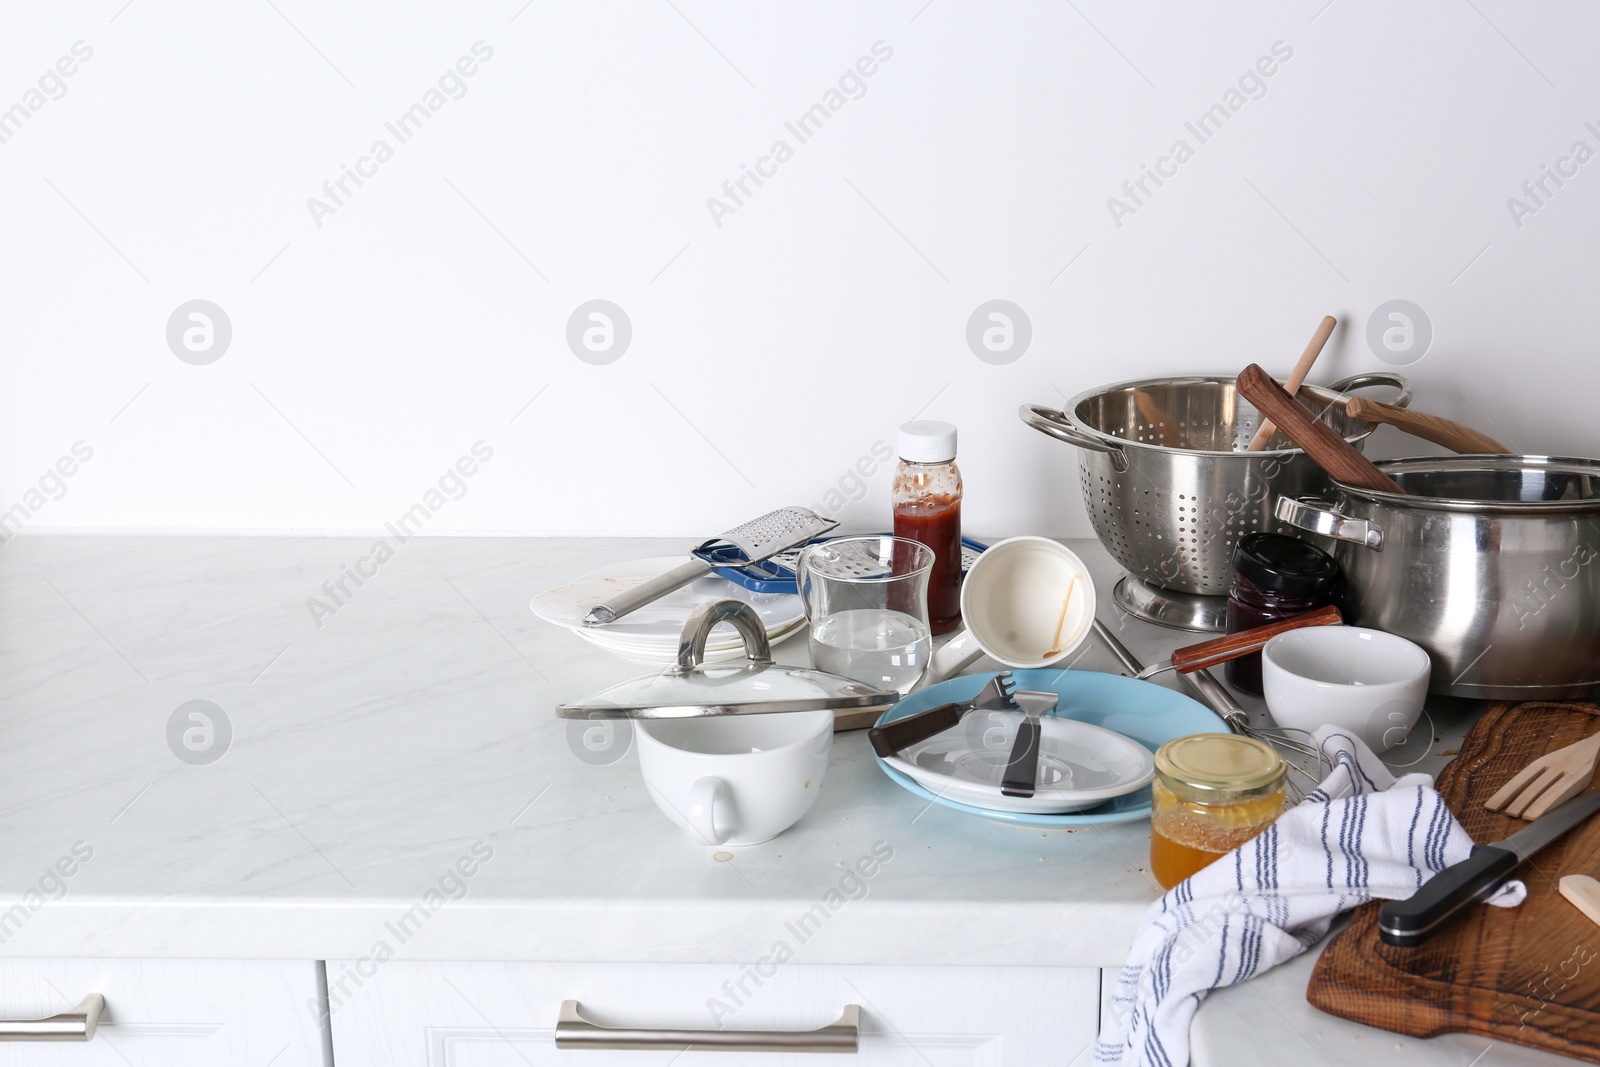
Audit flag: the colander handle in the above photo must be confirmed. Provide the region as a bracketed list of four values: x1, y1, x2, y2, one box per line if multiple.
[1327, 371, 1412, 410]
[1018, 405, 1128, 472]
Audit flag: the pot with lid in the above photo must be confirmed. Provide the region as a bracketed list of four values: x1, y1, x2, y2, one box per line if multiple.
[559, 599, 896, 845]
[1276, 455, 1600, 700]
[1020, 371, 1409, 631]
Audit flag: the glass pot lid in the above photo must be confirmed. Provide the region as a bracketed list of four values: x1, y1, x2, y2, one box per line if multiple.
[556, 599, 897, 720]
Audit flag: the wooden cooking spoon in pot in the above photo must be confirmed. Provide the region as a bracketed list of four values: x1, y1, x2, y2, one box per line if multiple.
[1343, 396, 1511, 455]
[1236, 364, 1406, 494]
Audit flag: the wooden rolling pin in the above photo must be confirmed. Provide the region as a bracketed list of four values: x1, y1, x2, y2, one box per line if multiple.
[1344, 396, 1511, 454]
[1236, 364, 1407, 494]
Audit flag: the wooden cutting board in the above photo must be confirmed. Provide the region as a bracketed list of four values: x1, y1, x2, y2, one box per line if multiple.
[1308, 701, 1600, 1062]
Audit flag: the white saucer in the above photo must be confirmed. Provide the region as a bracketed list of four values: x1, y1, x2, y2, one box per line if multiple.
[532, 557, 806, 653]
[884, 710, 1156, 814]
[572, 618, 807, 664]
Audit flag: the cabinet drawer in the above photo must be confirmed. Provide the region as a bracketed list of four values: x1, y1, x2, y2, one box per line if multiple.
[0, 959, 327, 1066]
[327, 961, 1099, 1066]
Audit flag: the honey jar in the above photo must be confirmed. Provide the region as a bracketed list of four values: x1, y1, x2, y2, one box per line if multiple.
[1150, 734, 1286, 889]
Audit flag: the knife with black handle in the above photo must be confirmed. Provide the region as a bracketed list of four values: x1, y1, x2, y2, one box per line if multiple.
[1378, 789, 1600, 947]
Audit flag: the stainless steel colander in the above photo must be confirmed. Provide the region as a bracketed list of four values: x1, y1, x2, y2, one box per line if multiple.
[1021, 372, 1409, 625]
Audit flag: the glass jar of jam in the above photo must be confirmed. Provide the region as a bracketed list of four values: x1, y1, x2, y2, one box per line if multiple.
[1223, 532, 1339, 693]
[892, 421, 962, 635]
[1150, 734, 1286, 889]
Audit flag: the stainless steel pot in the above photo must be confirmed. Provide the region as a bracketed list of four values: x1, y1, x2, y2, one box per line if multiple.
[1276, 455, 1600, 699]
[1020, 371, 1410, 630]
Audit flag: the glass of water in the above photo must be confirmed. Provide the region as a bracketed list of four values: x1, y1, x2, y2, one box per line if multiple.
[796, 536, 935, 695]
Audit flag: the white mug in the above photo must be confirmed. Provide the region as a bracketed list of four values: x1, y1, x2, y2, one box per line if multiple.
[929, 536, 1097, 680]
[635, 709, 833, 846]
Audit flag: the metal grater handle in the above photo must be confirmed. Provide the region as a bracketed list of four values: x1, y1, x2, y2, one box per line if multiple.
[583, 559, 712, 626]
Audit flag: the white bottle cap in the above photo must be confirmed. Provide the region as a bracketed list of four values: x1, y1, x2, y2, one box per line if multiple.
[898, 421, 957, 463]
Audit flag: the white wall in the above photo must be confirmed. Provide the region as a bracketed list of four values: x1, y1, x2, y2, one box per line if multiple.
[2, 0, 1597, 539]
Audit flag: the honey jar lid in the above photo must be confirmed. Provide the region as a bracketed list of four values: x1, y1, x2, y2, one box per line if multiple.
[1155, 734, 1285, 803]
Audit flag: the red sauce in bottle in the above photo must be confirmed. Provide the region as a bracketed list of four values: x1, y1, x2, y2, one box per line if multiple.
[895, 496, 962, 634]
[892, 421, 963, 635]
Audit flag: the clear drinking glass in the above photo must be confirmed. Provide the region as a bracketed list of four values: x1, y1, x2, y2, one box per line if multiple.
[796, 536, 935, 696]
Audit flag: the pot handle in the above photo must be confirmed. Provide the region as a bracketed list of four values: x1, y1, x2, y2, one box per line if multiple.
[1327, 371, 1412, 410]
[1018, 405, 1129, 472]
[676, 599, 773, 672]
[1275, 495, 1385, 549]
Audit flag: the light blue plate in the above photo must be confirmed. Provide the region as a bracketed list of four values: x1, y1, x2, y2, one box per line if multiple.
[873, 668, 1227, 828]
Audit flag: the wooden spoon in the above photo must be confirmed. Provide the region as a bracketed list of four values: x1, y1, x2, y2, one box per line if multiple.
[1236, 364, 1406, 494]
[1344, 396, 1511, 455]
[1247, 315, 1337, 451]
[1044, 576, 1079, 659]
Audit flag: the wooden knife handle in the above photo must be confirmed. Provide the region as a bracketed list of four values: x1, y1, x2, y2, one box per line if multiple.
[1236, 364, 1406, 494]
[1344, 396, 1510, 455]
[1170, 604, 1344, 674]
[868, 703, 964, 758]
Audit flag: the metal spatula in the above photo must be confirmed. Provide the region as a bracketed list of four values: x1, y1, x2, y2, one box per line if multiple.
[583, 507, 837, 626]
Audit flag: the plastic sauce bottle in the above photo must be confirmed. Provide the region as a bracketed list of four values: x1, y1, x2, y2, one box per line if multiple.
[892, 421, 962, 635]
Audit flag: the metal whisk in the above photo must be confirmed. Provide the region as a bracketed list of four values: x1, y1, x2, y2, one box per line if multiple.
[1091, 618, 1333, 801]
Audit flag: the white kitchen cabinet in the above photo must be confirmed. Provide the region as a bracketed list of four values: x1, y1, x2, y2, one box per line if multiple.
[0, 960, 329, 1066]
[326, 961, 1100, 1066]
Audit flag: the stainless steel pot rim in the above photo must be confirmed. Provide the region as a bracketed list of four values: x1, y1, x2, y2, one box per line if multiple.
[1061, 374, 1387, 458]
[1337, 454, 1600, 512]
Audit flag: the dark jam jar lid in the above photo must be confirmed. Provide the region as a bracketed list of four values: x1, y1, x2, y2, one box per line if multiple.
[1232, 532, 1339, 597]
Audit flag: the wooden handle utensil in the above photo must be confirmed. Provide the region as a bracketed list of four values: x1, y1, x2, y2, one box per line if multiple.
[1135, 604, 1343, 678]
[1247, 315, 1337, 451]
[1344, 396, 1511, 455]
[1236, 364, 1406, 494]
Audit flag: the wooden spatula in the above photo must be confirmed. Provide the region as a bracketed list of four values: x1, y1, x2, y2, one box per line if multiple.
[1484, 731, 1600, 820]
[1236, 364, 1406, 494]
[1344, 396, 1511, 454]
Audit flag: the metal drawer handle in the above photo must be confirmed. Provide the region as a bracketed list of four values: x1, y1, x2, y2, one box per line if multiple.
[555, 1000, 859, 1054]
[0, 994, 104, 1042]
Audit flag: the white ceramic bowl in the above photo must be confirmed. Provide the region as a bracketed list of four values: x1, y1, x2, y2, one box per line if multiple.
[635, 710, 832, 846]
[1262, 626, 1431, 753]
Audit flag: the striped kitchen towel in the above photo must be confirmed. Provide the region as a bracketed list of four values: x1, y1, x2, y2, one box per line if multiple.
[1093, 727, 1526, 1067]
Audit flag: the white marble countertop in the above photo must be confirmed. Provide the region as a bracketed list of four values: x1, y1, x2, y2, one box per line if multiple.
[0, 535, 1481, 971]
[1192, 940, 1581, 1067]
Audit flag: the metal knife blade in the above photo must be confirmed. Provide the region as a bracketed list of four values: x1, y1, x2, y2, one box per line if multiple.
[1496, 788, 1600, 860]
[1378, 789, 1600, 947]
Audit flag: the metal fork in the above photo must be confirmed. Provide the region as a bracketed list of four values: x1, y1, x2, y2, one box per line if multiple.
[868, 672, 1017, 758]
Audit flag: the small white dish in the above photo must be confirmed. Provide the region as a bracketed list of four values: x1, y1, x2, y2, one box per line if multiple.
[1262, 625, 1431, 753]
[532, 557, 805, 648]
[884, 711, 1155, 814]
[572, 619, 805, 664]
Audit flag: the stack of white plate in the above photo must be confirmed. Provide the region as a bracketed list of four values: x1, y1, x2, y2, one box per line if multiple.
[531, 557, 807, 664]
